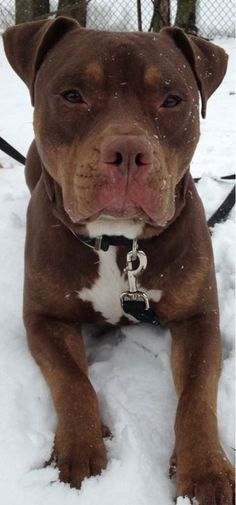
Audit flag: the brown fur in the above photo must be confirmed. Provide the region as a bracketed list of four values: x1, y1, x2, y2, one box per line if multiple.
[3, 17, 234, 502]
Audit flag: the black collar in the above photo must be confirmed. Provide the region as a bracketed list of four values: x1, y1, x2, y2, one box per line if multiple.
[74, 233, 135, 251]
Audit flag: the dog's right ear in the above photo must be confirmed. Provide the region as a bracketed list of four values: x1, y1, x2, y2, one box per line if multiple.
[161, 27, 228, 118]
[3, 16, 80, 105]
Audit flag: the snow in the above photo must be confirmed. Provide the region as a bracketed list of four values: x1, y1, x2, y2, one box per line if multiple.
[0, 35, 235, 505]
[176, 498, 191, 505]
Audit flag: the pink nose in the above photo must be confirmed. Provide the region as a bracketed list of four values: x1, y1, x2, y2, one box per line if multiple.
[100, 135, 153, 173]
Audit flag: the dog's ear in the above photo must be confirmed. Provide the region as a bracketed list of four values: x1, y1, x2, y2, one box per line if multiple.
[161, 27, 228, 118]
[3, 16, 80, 105]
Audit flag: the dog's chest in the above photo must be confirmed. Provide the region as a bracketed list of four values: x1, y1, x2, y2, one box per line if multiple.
[77, 247, 162, 324]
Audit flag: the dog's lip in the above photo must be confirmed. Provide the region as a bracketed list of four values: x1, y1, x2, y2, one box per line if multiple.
[68, 206, 167, 228]
[77, 210, 145, 224]
[101, 206, 145, 219]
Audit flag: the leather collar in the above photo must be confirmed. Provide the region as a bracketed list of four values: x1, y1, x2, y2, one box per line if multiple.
[74, 234, 135, 251]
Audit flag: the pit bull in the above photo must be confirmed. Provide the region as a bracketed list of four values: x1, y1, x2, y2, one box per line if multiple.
[3, 16, 235, 503]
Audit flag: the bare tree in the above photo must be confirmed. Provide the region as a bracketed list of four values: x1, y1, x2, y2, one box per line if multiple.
[137, 0, 143, 31]
[33, 0, 49, 19]
[15, 0, 49, 24]
[57, 0, 88, 25]
[175, 0, 198, 34]
[15, 0, 88, 25]
[15, 0, 33, 23]
[149, 0, 170, 32]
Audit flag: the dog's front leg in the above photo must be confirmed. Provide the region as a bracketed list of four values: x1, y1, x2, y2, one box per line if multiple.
[170, 313, 234, 504]
[24, 315, 107, 489]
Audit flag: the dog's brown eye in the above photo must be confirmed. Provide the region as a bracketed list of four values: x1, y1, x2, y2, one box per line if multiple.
[62, 90, 82, 103]
[162, 95, 182, 108]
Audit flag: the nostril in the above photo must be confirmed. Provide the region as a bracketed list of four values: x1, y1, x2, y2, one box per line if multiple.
[114, 152, 123, 165]
[135, 153, 143, 166]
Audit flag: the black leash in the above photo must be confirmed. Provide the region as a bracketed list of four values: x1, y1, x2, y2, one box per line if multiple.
[194, 174, 235, 183]
[193, 175, 235, 230]
[207, 185, 235, 229]
[0, 136, 26, 165]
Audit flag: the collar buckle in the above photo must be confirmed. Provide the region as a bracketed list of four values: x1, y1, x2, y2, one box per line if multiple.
[94, 236, 103, 250]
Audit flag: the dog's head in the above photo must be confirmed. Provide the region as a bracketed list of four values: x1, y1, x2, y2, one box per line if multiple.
[3, 18, 228, 238]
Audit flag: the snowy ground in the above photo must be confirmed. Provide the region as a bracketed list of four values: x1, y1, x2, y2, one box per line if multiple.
[0, 36, 235, 505]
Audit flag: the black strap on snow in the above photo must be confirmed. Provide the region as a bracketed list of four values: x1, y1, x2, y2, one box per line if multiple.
[207, 185, 235, 229]
[192, 175, 235, 229]
[193, 174, 235, 183]
[0, 136, 26, 165]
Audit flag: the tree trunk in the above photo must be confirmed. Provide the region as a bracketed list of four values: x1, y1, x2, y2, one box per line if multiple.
[15, 0, 33, 23]
[137, 0, 142, 31]
[32, 0, 50, 19]
[57, 0, 87, 26]
[175, 0, 198, 34]
[151, 0, 170, 32]
[15, 0, 49, 23]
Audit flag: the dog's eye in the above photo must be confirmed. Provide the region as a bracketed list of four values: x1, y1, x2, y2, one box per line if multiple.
[62, 90, 82, 103]
[162, 95, 182, 108]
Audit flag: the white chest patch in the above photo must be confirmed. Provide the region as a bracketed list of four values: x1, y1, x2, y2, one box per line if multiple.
[77, 247, 162, 325]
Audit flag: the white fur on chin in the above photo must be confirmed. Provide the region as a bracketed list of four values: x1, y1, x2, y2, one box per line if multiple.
[86, 216, 144, 239]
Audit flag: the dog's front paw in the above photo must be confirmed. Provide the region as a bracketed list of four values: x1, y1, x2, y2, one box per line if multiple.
[52, 420, 108, 489]
[176, 451, 235, 505]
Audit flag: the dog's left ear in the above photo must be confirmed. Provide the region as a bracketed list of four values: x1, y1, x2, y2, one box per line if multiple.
[161, 27, 228, 118]
[3, 16, 80, 105]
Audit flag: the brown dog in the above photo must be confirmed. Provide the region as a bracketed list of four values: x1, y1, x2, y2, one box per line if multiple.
[3, 17, 235, 503]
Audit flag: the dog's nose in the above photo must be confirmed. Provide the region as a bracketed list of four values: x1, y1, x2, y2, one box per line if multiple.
[100, 135, 153, 173]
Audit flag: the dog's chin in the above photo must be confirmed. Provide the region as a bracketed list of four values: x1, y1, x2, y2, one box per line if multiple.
[65, 205, 173, 239]
[84, 210, 172, 239]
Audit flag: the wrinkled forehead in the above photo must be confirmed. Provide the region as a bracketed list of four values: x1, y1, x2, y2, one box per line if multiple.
[38, 29, 195, 92]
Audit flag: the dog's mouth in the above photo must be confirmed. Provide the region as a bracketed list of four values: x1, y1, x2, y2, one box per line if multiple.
[66, 203, 172, 229]
[85, 205, 151, 222]
[62, 176, 176, 230]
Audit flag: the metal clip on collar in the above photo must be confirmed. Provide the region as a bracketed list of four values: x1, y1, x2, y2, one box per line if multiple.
[120, 240, 150, 312]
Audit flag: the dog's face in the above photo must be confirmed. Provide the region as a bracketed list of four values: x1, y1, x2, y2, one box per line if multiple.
[3, 18, 228, 238]
[34, 30, 201, 233]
